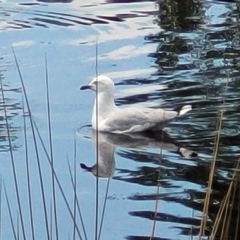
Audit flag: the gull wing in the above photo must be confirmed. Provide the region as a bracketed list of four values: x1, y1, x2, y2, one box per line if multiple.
[100, 107, 178, 133]
[102, 108, 152, 133]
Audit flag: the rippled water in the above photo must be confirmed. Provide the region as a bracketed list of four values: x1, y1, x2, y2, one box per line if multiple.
[1, 0, 240, 239]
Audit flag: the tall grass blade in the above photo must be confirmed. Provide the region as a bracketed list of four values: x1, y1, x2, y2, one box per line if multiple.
[76, 200, 87, 240]
[33, 120, 83, 240]
[12, 47, 50, 240]
[210, 194, 228, 239]
[221, 163, 238, 240]
[208, 71, 230, 239]
[199, 110, 223, 238]
[235, 180, 240, 240]
[3, 182, 17, 240]
[220, 193, 230, 239]
[16, 211, 19, 240]
[0, 74, 26, 240]
[150, 118, 165, 239]
[95, 38, 99, 240]
[0, 175, 2, 240]
[23, 99, 35, 240]
[50, 201, 52, 240]
[45, 53, 59, 240]
[67, 159, 77, 240]
[97, 177, 111, 240]
[210, 159, 240, 239]
[73, 138, 77, 240]
[67, 157, 88, 240]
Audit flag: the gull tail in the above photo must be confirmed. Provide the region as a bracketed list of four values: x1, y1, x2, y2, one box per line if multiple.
[178, 105, 192, 116]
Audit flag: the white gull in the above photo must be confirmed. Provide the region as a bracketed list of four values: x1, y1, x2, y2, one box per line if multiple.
[80, 75, 191, 133]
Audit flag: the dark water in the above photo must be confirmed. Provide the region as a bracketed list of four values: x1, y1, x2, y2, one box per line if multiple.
[1, 0, 240, 239]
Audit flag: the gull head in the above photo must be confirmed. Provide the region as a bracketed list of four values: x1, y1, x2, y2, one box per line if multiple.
[80, 75, 114, 93]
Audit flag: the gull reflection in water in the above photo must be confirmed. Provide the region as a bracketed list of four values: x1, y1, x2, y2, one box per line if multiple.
[80, 130, 197, 178]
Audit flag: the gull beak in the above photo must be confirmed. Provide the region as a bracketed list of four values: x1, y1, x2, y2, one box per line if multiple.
[80, 85, 91, 90]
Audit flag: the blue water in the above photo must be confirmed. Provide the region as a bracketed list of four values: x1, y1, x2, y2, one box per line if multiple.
[1, 0, 240, 239]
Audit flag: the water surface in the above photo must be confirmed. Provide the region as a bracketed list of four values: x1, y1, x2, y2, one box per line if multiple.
[0, 0, 240, 239]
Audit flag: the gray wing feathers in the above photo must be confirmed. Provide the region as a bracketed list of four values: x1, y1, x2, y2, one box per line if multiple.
[103, 109, 151, 133]
[102, 107, 178, 133]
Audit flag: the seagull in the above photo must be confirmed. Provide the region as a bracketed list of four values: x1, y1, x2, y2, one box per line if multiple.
[80, 75, 191, 134]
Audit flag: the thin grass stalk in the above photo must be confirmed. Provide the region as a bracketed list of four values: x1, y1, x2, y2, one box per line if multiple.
[210, 74, 232, 239]
[12, 47, 50, 240]
[67, 159, 76, 240]
[234, 179, 240, 240]
[17, 211, 19, 240]
[98, 176, 111, 240]
[95, 38, 99, 240]
[45, 53, 59, 240]
[23, 99, 35, 240]
[150, 118, 165, 240]
[3, 182, 17, 240]
[210, 160, 240, 239]
[73, 138, 77, 240]
[67, 157, 88, 240]
[68, 159, 87, 240]
[0, 175, 2, 239]
[222, 176, 237, 240]
[33, 120, 83, 240]
[220, 193, 230, 239]
[219, 70, 231, 239]
[0, 75, 26, 240]
[222, 164, 239, 240]
[150, 162, 160, 240]
[50, 201, 52, 240]
[210, 194, 228, 239]
[150, 151, 162, 240]
[199, 110, 223, 238]
[76, 202, 87, 240]
[0, 175, 2, 240]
